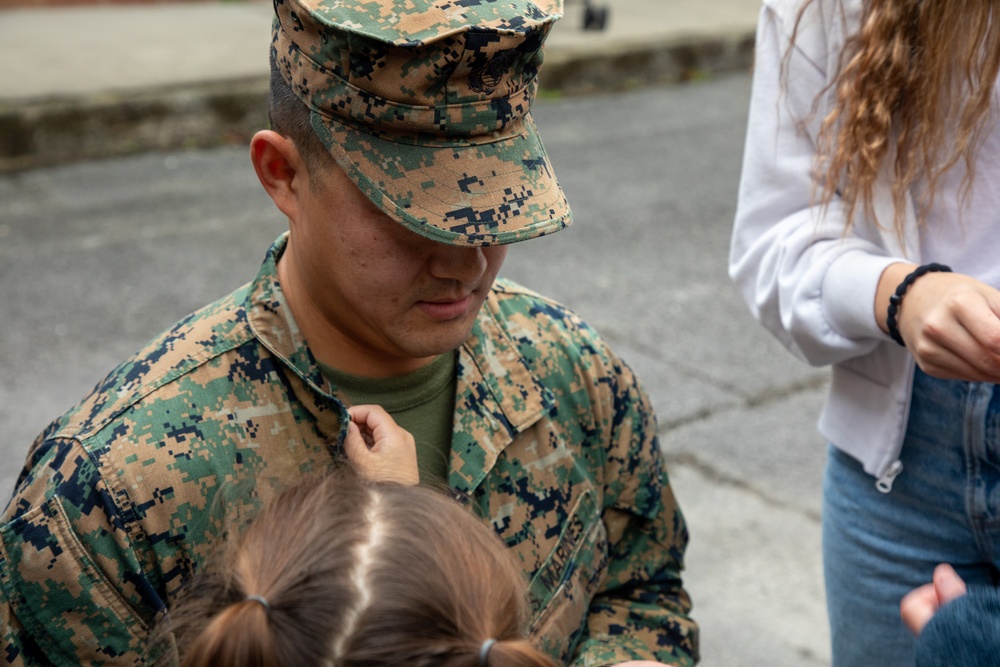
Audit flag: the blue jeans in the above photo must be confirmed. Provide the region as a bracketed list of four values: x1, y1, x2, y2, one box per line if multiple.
[823, 367, 1000, 667]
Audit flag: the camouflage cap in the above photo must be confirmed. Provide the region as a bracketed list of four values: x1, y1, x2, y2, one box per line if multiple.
[272, 0, 572, 246]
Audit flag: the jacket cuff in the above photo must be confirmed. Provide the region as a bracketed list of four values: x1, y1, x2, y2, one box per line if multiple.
[821, 250, 900, 341]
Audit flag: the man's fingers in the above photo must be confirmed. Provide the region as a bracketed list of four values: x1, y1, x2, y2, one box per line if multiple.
[932, 563, 967, 606]
[900, 564, 969, 637]
[900, 583, 938, 635]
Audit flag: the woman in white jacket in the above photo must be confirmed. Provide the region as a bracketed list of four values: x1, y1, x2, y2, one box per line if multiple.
[730, 0, 1000, 664]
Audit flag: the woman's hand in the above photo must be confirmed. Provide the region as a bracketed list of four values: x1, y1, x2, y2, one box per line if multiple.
[344, 404, 419, 485]
[877, 263, 1000, 382]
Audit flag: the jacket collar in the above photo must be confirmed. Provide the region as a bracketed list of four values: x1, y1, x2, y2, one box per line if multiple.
[450, 287, 556, 495]
[245, 234, 349, 448]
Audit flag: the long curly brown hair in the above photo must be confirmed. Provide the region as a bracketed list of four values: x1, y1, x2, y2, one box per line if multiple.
[794, 0, 1000, 239]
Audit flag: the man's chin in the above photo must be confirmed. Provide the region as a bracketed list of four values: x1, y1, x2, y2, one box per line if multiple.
[401, 321, 476, 359]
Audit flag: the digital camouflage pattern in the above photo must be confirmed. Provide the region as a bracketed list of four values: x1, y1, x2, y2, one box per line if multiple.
[0, 235, 697, 666]
[273, 0, 572, 246]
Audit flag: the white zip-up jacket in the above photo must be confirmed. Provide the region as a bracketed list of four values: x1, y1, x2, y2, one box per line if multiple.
[730, 0, 921, 486]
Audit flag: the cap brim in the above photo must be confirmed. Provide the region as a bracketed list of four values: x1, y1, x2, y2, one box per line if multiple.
[310, 112, 572, 247]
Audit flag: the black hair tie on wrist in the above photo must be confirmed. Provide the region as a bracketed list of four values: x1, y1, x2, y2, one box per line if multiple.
[886, 263, 952, 347]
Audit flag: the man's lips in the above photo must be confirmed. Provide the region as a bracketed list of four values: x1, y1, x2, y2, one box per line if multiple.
[416, 293, 474, 320]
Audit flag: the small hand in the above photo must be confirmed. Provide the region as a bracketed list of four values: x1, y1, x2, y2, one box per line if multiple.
[343, 404, 419, 485]
[900, 563, 968, 636]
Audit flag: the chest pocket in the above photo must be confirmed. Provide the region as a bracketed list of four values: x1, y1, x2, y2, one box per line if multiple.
[526, 489, 608, 663]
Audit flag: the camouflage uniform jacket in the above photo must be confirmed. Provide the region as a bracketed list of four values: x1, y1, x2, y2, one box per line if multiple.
[0, 234, 697, 666]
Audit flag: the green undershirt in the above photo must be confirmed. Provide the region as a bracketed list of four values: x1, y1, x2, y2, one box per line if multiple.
[318, 352, 456, 487]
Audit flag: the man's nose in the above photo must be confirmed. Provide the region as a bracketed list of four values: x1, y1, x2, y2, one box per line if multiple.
[427, 245, 489, 285]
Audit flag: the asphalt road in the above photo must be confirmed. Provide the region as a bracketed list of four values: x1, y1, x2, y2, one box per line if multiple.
[0, 73, 832, 665]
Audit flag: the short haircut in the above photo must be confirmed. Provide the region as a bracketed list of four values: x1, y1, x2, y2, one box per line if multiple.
[267, 53, 337, 179]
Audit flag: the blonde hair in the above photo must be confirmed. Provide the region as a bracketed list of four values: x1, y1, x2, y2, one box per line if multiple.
[158, 470, 558, 667]
[793, 0, 1000, 238]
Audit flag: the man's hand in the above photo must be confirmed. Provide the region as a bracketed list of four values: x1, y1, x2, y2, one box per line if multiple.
[900, 563, 968, 635]
[344, 404, 419, 485]
[877, 264, 1000, 382]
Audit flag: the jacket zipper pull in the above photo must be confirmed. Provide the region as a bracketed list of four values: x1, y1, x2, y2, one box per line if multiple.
[875, 460, 904, 494]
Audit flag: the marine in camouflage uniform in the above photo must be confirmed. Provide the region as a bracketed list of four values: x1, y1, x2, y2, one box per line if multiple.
[0, 0, 698, 664]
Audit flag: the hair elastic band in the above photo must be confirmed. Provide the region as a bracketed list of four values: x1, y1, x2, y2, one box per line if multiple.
[479, 638, 497, 667]
[246, 594, 271, 613]
[886, 262, 952, 346]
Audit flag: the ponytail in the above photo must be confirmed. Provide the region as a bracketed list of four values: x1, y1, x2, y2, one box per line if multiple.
[181, 598, 277, 667]
[480, 638, 558, 667]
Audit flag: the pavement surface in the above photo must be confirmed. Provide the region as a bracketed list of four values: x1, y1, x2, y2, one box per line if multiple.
[0, 0, 762, 171]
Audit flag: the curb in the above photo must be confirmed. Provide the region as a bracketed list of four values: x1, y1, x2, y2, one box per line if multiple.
[0, 78, 269, 174]
[542, 31, 754, 94]
[0, 33, 754, 174]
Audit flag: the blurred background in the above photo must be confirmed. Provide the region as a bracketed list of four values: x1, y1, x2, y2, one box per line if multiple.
[0, 0, 833, 664]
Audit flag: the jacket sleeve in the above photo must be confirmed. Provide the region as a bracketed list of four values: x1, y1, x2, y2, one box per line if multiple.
[569, 353, 698, 667]
[729, 0, 902, 368]
[916, 586, 1000, 667]
[1, 601, 43, 666]
[0, 438, 160, 666]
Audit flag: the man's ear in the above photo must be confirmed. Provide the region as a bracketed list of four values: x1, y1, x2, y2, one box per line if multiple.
[250, 130, 308, 222]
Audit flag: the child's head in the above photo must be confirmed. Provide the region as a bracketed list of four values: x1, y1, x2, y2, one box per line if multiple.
[166, 470, 557, 667]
